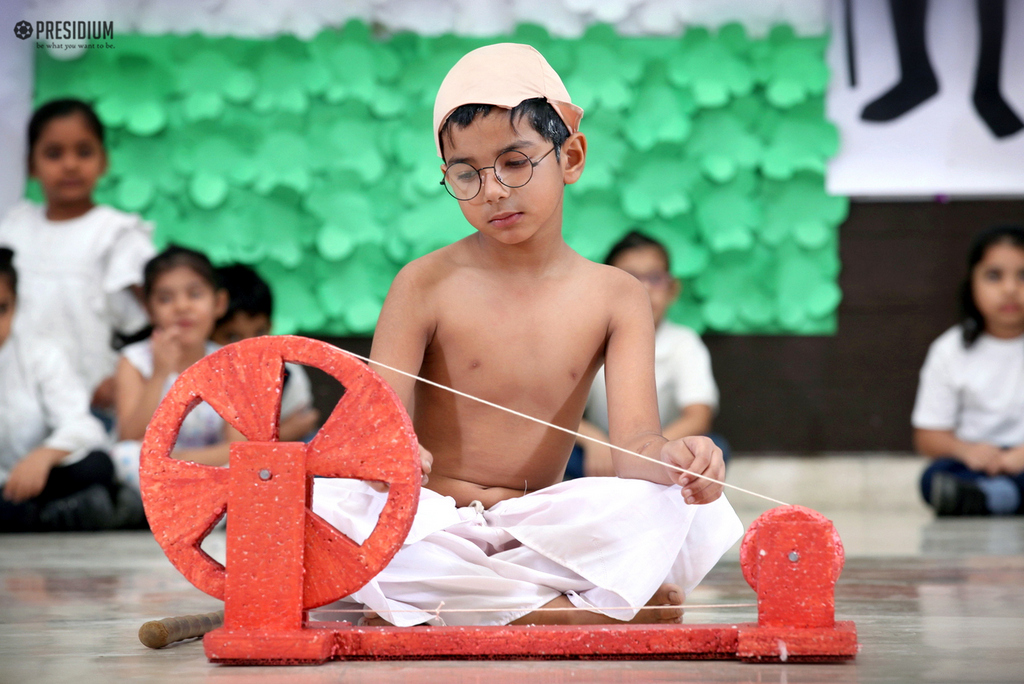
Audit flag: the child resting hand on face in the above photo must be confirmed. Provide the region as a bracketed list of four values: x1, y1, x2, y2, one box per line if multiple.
[915, 225, 1024, 516]
[311, 43, 742, 629]
[0, 99, 154, 417]
[111, 247, 244, 492]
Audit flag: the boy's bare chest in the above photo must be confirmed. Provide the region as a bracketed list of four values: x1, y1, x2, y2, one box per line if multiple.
[427, 282, 607, 392]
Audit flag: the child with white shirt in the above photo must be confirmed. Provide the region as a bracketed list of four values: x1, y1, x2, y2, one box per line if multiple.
[0, 248, 132, 532]
[0, 99, 154, 418]
[914, 225, 1024, 516]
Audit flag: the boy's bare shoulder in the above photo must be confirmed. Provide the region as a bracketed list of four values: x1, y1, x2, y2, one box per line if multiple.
[577, 258, 650, 304]
[390, 243, 462, 293]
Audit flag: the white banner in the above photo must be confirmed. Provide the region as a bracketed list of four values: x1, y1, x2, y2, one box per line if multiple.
[827, 0, 1024, 197]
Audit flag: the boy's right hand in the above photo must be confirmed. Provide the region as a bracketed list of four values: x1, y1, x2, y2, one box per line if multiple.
[150, 325, 183, 377]
[369, 443, 431, 492]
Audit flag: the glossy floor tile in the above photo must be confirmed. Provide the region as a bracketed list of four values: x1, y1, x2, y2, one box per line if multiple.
[2, 506, 1023, 682]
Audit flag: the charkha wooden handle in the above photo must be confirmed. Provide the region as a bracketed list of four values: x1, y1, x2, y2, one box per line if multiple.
[139, 610, 224, 649]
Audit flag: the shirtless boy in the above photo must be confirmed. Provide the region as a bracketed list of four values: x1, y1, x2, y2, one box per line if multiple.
[312, 43, 742, 628]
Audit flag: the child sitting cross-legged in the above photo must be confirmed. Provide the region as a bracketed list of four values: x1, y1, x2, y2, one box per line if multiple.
[311, 44, 743, 628]
[915, 225, 1024, 516]
[211, 263, 319, 441]
[0, 248, 138, 531]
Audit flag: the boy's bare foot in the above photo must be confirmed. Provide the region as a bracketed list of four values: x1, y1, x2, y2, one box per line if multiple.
[359, 611, 392, 627]
[360, 585, 685, 627]
[510, 583, 684, 626]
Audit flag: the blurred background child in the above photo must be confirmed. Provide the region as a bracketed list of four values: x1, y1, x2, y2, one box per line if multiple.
[569, 231, 723, 478]
[212, 263, 319, 441]
[914, 225, 1024, 516]
[0, 99, 154, 420]
[112, 246, 243, 492]
[0, 248, 133, 531]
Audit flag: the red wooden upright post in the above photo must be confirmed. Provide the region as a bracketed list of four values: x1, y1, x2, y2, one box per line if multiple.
[203, 442, 336, 664]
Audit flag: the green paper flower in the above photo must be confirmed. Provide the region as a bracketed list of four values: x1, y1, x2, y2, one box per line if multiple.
[619, 153, 700, 220]
[760, 175, 848, 247]
[668, 31, 754, 108]
[761, 113, 838, 180]
[176, 50, 256, 122]
[695, 185, 761, 253]
[259, 260, 326, 334]
[686, 110, 762, 183]
[92, 54, 175, 136]
[564, 36, 643, 112]
[251, 36, 329, 114]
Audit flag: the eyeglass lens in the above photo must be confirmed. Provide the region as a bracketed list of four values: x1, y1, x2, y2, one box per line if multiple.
[443, 149, 537, 201]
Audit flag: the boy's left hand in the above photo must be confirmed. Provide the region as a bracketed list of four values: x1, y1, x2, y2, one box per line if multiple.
[660, 436, 724, 505]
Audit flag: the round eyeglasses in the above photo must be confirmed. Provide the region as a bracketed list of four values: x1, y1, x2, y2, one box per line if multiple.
[441, 147, 556, 201]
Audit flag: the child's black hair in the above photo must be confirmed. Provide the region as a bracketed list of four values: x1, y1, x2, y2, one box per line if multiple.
[215, 263, 273, 327]
[28, 99, 105, 160]
[0, 247, 16, 297]
[143, 245, 218, 302]
[604, 230, 671, 271]
[439, 97, 570, 162]
[960, 224, 1024, 347]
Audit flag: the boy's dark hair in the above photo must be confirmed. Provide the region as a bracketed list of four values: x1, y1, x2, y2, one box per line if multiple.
[143, 245, 218, 301]
[960, 224, 1024, 347]
[215, 263, 273, 327]
[28, 99, 105, 158]
[0, 247, 17, 296]
[438, 98, 570, 162]
[604, 230, 671, 271]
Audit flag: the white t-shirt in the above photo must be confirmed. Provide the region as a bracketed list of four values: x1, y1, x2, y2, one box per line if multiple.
[0, 200, 155, 394]
[0, 329, 109, 484]
[585, 321, 719, 434]
[912, 326, 1024, 447]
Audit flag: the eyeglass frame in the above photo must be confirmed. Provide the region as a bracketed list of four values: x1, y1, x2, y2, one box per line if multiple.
[440, 146, 557, 201]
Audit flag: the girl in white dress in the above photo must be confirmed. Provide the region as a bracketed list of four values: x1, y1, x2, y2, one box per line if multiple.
[0, 99, 154, 417]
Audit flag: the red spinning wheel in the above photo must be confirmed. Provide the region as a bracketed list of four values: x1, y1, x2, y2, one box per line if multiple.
[139, 335, 420, 610]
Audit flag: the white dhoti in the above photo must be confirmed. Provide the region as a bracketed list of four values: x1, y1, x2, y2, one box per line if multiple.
[311, 477, 743, 627]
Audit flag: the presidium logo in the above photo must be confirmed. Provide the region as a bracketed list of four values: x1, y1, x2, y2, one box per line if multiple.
[13, 20, 114, 47]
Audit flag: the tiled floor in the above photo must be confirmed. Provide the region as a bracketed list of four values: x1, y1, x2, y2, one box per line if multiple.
[2, 458, 1024, 683]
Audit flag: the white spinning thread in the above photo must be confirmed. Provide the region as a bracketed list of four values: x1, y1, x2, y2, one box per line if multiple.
[339, 349, 790, 508]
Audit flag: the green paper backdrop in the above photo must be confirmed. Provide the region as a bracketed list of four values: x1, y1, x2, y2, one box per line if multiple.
[31, 20, 848, 335]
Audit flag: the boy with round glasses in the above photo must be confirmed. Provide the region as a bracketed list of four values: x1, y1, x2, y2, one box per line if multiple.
[313, 43, 742, 628]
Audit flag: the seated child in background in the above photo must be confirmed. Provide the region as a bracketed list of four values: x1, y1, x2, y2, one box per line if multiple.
[0, 99, 154, 417]
[312, 43, 742, 628]
[112, 247, 244, 491]
[570, 231, 723, 478]
[0, 248, 139, 532]
[914, 225, 1024, 516]
[212, 263, 319, 441]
